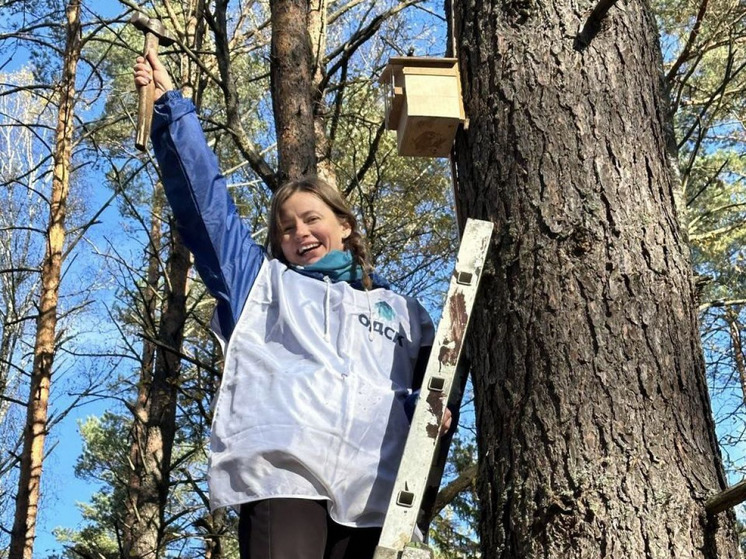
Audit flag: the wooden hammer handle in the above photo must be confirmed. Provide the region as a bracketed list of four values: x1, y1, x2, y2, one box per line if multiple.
[135, 33, 160, 151]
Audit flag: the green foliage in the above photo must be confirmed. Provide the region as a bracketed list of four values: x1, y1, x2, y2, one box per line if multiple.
[429, 434, 480, 559]
[657, 0, 746, 483]
[688, 150, 746, 305]
[62, 401, 240, 558]
[54, 495, 121, 559]
[54, 413, 129, 559]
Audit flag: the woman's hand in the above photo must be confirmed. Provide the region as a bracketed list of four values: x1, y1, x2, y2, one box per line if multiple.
[440, 407, 453, 436]
[133, 49, 174, 101]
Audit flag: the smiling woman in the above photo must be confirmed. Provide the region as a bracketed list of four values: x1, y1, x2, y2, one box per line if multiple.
[275, 189, 352, 266]
[134, 50, 439, 559]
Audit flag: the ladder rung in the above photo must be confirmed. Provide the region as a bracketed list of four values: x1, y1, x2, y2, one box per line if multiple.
[427, 376, 445, 392]
[456, 270, 473, 285]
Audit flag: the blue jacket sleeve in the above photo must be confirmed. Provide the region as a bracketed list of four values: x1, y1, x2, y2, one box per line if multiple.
[151, 90, 265, 340]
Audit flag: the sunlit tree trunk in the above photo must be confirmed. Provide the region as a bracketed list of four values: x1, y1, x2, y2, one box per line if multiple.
[123, 222, 190, 558]
[308, 0, 337, 187]
[9, 1, 82, 558]
[450, 0, 740, 555]
[271, 0, 318, 182]
[122, 210, 191, 558]
[200, 508, 229, 559]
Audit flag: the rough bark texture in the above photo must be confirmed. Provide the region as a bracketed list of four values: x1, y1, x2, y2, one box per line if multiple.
[308, 0, 337, 188]
[121, 191, 163, 558]
[271, 0, 318, 182]
[122, 218, 190, 558]
[9, 2, 81, 557]
[450, 0, 740, 556]
[201, 508, 228, 559]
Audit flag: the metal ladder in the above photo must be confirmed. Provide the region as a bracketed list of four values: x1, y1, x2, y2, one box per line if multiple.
[374, 218, 494, 559]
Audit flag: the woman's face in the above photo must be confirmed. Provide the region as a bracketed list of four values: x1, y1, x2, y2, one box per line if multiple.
[278, 191, 351, 266]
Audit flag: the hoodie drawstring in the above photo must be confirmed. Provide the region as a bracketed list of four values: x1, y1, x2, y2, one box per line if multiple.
[365, 290, 374, 342]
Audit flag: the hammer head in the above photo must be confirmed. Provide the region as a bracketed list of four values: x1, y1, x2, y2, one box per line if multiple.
[130, 13, 176, 47]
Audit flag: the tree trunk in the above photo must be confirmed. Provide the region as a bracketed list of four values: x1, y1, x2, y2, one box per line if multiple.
[201, 508, 228, 559]
[122, 215, 191, 558]
[122, 190, 165, 558]
[9, 1, 81, 558]
[308, 0, 337, 188]
[449, 0, 740, 556]
[271, 0, 318, 182]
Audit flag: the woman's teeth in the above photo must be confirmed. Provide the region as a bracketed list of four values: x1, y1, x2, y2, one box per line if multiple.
[299, 243, 321, 255]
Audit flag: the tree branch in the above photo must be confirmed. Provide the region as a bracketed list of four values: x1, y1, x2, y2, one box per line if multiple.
[665, 0, 709, 83]
[575, 0, 619, 48]
[322, 0, 422, 91]
[433, 463, 478, 517]
[700, 299, 746, 313]
[206, 0, 278, 191]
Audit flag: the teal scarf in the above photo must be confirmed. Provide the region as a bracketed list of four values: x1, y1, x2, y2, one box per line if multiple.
[292, 250, 362, 283]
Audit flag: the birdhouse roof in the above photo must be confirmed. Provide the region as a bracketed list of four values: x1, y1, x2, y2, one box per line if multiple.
[379, 57, 459, 84]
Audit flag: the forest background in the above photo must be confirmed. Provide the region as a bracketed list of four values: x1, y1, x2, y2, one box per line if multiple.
[0, 0, 744, 558]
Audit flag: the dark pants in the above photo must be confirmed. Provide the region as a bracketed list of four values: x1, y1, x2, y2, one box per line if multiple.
[238, 498, 382, 559]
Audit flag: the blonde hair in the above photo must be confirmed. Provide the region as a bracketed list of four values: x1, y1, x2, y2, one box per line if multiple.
[268, 177, 373, 289]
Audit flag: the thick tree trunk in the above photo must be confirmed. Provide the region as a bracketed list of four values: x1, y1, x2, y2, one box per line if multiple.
[271, 0, 318, 182]
[450, 0, 740, 556]
[9, 2, 81, 558]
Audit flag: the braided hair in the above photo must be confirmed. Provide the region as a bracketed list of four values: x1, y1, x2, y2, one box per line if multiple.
[268, 177, 373, 290]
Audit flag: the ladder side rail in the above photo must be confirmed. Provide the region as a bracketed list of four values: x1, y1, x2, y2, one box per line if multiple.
[418, 357, 470, 534]
[374, 218, 493, 558]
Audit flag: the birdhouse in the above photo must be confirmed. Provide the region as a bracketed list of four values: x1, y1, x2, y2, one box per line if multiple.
[380, 57, 466, 158]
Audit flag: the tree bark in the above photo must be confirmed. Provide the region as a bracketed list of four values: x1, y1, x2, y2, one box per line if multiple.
[308, 0, 337, 188]
[450, 0, 740, 556]
[122, 207, 191, 558]
[201, 508, 228, 559]
[9, 1, 81, 558]
[271, 0, 318, 182]
[121, 190, 163, 558]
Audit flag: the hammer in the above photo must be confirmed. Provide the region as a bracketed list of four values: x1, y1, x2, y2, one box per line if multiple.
[130, 13, 175, 151]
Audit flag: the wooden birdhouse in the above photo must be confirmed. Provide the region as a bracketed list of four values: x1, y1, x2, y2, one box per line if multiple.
[380, 57, 466, 158]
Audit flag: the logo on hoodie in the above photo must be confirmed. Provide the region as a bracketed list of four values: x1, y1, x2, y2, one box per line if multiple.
[358, 301, 405, 346]
[375, 301, 396, 321]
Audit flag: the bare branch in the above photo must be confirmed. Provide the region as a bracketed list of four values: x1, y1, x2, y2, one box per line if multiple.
[665, 0, 709, 83]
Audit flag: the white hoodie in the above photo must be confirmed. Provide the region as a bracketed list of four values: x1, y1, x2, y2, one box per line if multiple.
[209, 259, 434, 527]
